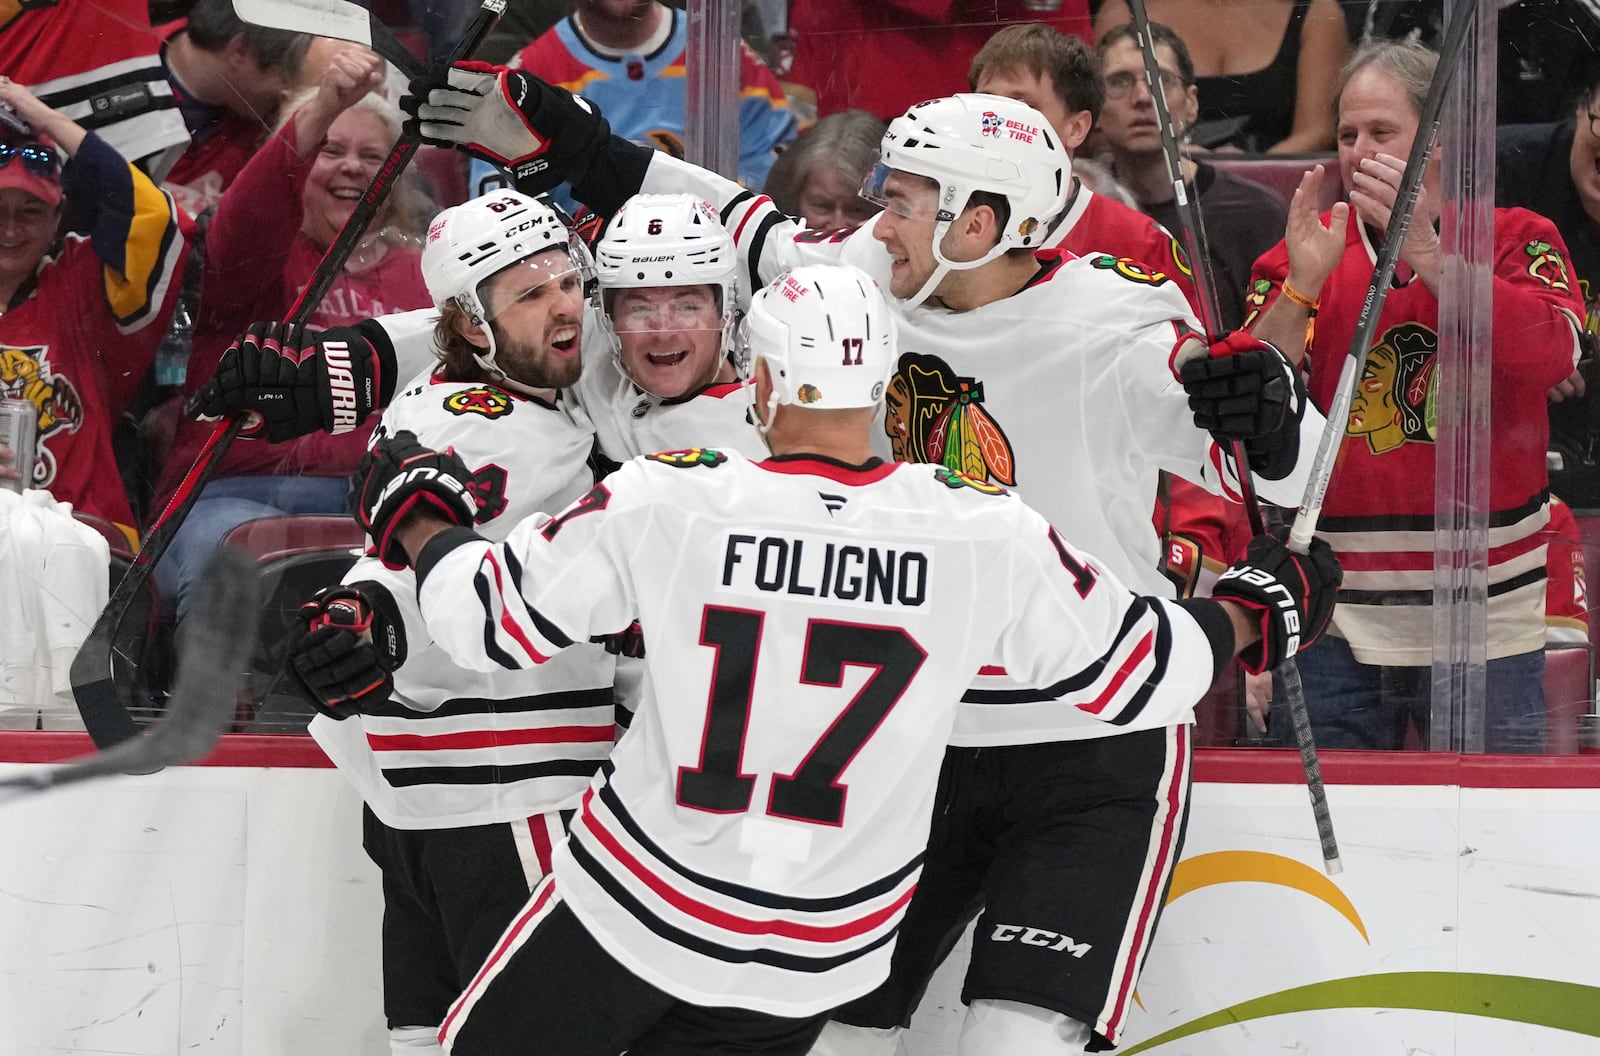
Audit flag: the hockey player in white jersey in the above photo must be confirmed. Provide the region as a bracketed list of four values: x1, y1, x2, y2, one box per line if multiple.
[347, 263, 1340, 1056]
[239, 191, 617, 1056]
[398, 70, 1325, 1054]
[576, 191, 764, 463]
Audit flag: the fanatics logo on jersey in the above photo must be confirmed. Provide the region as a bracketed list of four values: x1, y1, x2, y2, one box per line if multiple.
[444, 386, 514, 418]
[885, 352, 1016, 487]
[646, 448, 728, 468]
[1089, 254, 1170, 287]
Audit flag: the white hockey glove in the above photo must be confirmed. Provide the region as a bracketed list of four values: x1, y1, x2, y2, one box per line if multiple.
[402, 61, 610, 188]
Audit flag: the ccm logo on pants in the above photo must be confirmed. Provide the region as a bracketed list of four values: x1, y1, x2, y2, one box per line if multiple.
[989, 925, 1092, 957]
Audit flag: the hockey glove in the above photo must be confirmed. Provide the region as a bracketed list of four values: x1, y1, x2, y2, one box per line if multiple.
[1212, 531, 1342, 675]
[402, 61, 611, 191]
[1179, 332, 1306, 480]
[354, 429, 479, 569]
[285, 582, 407, 719]
[592, 619, 645, 659]
[186, 321, 388, 443]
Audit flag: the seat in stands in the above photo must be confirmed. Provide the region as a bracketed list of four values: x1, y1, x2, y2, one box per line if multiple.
[221, 515, 367, 731]
[1543, 643, 1594, 755]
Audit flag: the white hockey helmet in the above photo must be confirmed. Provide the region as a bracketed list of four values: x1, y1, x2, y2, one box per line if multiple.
[594, 193, 740, 390]
[861, 93, 1070, 306]
[738, 263, 895, 434]
[421, 190, 595, 392]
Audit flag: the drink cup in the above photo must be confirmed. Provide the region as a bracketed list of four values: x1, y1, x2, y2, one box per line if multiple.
[0, 398, 37, 493]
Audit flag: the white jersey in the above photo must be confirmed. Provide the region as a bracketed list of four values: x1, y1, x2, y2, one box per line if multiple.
[639, 153, 1325, 744]
[310, 368, 617, 829]
[570, 331, 765, 462]
[418, 451, 1220, 1017]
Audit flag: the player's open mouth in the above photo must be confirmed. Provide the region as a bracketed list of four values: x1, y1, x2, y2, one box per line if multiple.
[551, 328, 580, 354]
[647, 351, 689, 367]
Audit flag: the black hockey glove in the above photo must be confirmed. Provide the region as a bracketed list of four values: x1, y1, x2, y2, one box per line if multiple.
[186, 320, 390, 443]
[285, 582, 407, 719]
[402, 61, 611, 193]
[593, 619, 645, 659]
[354, 429, 479, 569]
[1212, 531, 1342, 675]
[1179, 332, 1306, 481]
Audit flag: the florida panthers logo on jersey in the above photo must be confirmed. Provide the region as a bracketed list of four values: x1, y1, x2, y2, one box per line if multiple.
[1347, 322, 1437, 454]
[647, 448, 728, 468]
[444, 386, 514, 418]
[884, 352, 1016, 486]
[0, 343, 81, 487]
[1524, 239, 1572, 292]
[1089, 254, 1170, 286]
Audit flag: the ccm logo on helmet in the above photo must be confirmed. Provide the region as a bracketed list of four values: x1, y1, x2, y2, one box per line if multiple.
[323, 341, 359, 432]
[989, 924, 1092, 957]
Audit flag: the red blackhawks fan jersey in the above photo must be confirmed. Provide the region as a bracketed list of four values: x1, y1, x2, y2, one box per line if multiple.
[1052, 181, 1197, 309]
[0, 132, 188, 539]
[1246, 207, 1583, 664]
[632, 151, 1329, 743]
[1543, 494, 1588, 646]
[420, 452, 1221, 1021]
[310, 368, 616, 829]
[1, 0, 189, 172]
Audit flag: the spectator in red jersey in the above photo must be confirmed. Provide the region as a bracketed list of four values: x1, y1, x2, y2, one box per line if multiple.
[781, 0, 1091, 121]
[762, 110, 884, 231]
[156, 47, 433, 618]
[159, 0, 314, 216]
[0, 78, 191, 546]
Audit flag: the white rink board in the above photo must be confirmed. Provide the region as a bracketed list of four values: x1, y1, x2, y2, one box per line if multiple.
[2, 764, 1599, 1054]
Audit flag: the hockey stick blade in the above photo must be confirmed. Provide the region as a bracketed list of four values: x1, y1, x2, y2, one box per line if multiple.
[70, 0, 503, 749]
[231, 0, 425, 79]
[3, 547, 259, 797]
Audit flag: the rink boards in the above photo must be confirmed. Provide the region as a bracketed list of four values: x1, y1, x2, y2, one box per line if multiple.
[1, 739, 1598, 1055]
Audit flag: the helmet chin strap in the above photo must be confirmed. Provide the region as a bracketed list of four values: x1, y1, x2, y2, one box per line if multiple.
[898, 218, 1015, 310]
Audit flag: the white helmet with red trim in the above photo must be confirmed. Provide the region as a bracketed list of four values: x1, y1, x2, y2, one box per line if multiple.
[738, 264, 895, 432]
[861, 93, 1070, 306]
[421, 190, 595, 392]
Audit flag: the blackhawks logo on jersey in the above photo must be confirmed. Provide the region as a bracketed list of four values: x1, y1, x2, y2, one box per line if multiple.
[932, 466, 1007, 495]
[1525, 239, 1572, 292]
[444, 386, 513, 418]
[884, 352, 1016, 486]
[1347, 321, 1437, 454]
[647, 448, 728, 468]
[1089, 254, 1170, 286]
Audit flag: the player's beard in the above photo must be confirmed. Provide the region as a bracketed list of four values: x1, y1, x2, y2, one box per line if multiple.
[493, 322, 584, 391]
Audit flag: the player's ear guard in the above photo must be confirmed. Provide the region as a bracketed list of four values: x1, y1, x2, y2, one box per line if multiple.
[1211, 531, 1341, 675]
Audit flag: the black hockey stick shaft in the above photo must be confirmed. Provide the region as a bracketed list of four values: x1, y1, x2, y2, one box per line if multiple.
[4, 548, 259, 797]
[1122, 0, 1266, 540]
[1124, 0, 1330, 869]
[70, 0, 505, 748]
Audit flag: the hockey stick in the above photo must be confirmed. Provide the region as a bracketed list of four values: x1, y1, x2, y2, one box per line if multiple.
[1, 547, 259, 799]
[232, 0, 425, 79]
[1273, 0, 1481, 871]
[1121, 0, 1339, 873]
[69, 0, 506, 749]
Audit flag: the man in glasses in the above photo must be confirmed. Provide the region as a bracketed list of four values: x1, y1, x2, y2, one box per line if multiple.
[0, 78, 190, 545]
[1095, 21, 1288, 334]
